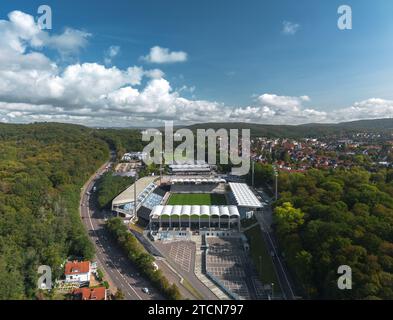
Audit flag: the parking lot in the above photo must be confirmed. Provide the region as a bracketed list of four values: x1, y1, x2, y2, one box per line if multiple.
[168, 242, 193, 273]
[206, 237, 252, 300]
[155, 240, 196, 279]
[154, 239, 222, 300]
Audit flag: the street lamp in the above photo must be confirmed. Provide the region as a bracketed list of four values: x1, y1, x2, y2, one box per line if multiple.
[159, 151, 164, 185]
[272, 165, 278, 201]
[251, 159, 255, 188]
[134, 170, 139, 220]
[271, 282, 274, 299]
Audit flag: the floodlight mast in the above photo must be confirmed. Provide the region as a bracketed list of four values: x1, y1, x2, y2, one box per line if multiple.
[134, 170, 138, 219]
[251, 159, 255, 187]
[273, 165, 278, 200]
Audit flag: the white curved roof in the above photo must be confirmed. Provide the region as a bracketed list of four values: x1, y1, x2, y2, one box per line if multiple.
[149, 205, 240, 218]
[172, 205, 182, 216]
[181, 205, 191, 216]
[211, 206, 220, 216]
[191, 205, 200, 215]
[201, 205, 210, 216]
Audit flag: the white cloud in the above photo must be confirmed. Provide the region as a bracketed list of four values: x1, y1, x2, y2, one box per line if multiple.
[282, 21, 300, 35]
[331, 98, 393, 123]
[144, 68, 165, 79]
[141, 46, 188, 64]
[0, 11, 90, 56]
[0, 10, 392, 127]
[229, 94, 327, 124]
[104, 45, 120, 65]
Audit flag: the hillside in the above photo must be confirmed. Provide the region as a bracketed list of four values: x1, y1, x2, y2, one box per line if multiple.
[0, 123, 109, 299]
[179, 118, 393, 138]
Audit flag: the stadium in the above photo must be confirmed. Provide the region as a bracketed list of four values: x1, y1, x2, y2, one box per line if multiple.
[111, 161, 267, 300]
[111, 162, 263, 240]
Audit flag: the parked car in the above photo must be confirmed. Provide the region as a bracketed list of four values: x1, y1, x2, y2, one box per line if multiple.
[142, 287, 150, 295]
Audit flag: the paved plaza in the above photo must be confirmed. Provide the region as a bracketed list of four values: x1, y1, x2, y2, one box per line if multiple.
[206, 236, 265, 300]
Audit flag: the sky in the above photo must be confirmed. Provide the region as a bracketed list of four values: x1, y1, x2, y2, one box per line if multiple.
[1, 0, 393, 127]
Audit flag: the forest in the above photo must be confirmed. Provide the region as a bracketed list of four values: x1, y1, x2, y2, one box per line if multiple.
[0, 123, 109, 299]
[96, 173, 134, 210]
[273, 167, 393, 299]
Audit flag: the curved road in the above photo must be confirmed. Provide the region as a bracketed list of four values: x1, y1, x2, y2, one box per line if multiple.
[79, 156, 163, 300]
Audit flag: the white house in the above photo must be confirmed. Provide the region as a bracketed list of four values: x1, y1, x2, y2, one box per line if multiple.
[64, 261, 91, 284]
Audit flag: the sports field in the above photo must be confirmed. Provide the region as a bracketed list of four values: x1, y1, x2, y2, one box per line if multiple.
[167, 193, 227, 205]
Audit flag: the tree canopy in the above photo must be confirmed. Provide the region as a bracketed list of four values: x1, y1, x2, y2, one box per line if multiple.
[0, 123, 108, 299]
[273, 167, 393, 299]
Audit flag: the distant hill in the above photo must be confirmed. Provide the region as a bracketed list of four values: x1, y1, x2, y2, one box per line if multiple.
[2, 117, 393, 138]
[335, 118, 393, 130]
[179, 118, 393, 138]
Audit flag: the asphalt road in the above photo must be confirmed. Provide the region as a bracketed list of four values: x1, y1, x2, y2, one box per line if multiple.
[79, 159, 163, 300]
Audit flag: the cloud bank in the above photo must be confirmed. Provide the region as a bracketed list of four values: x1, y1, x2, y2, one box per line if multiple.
[0, 10, 391, 127]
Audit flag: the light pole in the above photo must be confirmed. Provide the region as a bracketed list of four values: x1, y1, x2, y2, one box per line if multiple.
[134, 170, 138, 220]
[159, 151, 164, 185]
[271, 282, 274, 299]
[259, 255, 262, 277]
[273, 165, 278, 201]
[251, 159, 255, 188]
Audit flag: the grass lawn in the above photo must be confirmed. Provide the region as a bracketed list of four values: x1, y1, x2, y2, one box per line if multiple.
[167, 193, 227, 205]
[244, 225, 281, 294]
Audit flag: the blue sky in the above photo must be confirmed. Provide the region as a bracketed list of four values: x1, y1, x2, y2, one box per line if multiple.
[1, 0, 393, 126]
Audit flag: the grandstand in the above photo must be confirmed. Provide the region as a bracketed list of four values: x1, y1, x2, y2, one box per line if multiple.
[111, 176, 160, 219]
[150, 205, 240, 231]
[169, 163, 212, 175]
[228, 182, 263, 218]
[169, 176, 226, 194]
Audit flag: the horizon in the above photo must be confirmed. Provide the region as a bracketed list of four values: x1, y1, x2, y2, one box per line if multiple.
[2, 116, 393, 130]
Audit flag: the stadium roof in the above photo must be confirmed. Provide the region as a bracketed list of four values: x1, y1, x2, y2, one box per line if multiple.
[150, 205, 240, 218]
[228, 182, 262, 208]
[112, 176, 157, 206]
[171, 177, 226, 184]
[169, 164, 211, 172]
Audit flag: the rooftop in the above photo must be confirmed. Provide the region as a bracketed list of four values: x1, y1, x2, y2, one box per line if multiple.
[150, 205, 240, 218]
[112, 176, 158, 206]
[72, 287, 106, 300]
[228, 182, 262, 208]
[65, 261, 90, 275]
[171, 177, 226, 184]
